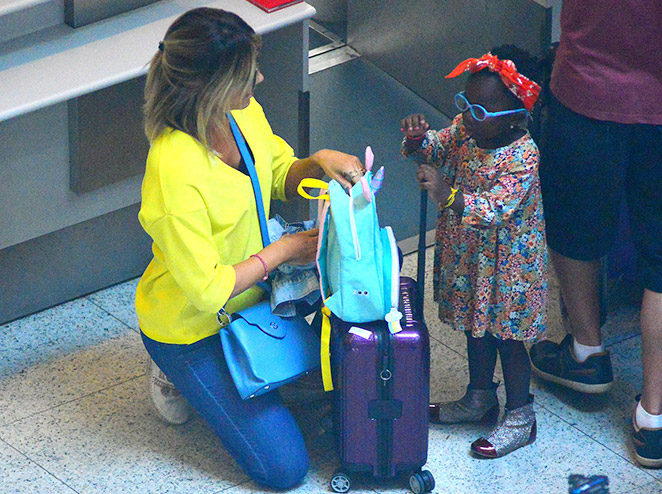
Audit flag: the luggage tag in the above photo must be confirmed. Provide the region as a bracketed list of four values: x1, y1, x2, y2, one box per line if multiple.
[348, 326, 373, 340]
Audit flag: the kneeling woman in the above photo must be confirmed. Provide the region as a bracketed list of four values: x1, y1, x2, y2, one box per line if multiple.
[136, 8, 363, 489]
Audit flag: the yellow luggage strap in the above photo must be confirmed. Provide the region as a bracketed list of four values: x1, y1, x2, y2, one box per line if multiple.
[320, 305, 334, 391]
[297, 178, 330, 200]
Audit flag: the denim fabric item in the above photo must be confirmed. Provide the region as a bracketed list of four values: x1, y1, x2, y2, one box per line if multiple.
[141, 332, 309, 490]
[267, 215, 321, 317]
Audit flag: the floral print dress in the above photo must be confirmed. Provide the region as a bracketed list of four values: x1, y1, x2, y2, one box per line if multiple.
[402, 114, 548, 341]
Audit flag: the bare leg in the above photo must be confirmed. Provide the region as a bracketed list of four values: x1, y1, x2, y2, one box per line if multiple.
[640, 289, 662, 415]
[549, 248, 602, 346]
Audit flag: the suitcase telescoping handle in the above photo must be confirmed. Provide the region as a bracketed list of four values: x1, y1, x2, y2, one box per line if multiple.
[416, 189, 427, 317]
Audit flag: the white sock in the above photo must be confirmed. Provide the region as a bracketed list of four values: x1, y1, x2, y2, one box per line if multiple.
[636, 401, 662, 429]
[572, 339, 604, 363]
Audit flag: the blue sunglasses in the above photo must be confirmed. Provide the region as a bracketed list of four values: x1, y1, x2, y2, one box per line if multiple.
[454, 92, 528, 121]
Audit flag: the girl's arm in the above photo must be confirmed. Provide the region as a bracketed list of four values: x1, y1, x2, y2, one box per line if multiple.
[401, 114, 463, 175]
[418, 148, 538, 228]
[460, 161, 537, 229]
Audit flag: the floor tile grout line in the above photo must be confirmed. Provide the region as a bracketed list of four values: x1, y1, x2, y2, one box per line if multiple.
[85, 295, 140, 334]
[0, 437, 83, 493]
[215, 477, 252, 493]
[535, 405, 661, 484]
[0, 373, 146, 428]
[429, 333, 469, 362]
[605, 332, 641, 349]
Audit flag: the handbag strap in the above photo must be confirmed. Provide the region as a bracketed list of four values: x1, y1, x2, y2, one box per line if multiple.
[227, 113, 270, 248]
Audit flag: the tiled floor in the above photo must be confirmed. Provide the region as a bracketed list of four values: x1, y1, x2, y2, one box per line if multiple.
[0, 249, 657, 494]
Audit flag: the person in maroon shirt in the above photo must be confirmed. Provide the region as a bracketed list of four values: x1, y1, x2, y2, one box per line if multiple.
[529, 0, 662, 468]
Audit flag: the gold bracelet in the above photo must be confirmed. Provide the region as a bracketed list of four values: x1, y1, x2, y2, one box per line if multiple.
[444, 188, 458, 209]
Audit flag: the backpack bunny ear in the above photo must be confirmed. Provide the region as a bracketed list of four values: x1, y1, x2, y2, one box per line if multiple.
[360, 176, 372, 203]
[365, 146, 374, 172]
[370, 166, 385, 193]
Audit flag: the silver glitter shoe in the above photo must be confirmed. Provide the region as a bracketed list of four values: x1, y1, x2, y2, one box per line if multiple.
[471, 394, 536, 458]
[429, 383, 499, 425]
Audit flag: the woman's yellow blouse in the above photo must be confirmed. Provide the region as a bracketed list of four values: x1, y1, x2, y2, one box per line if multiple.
[135, 99, 297, 344]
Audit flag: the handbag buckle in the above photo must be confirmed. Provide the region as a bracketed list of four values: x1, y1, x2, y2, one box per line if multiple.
[217, 307, 231, 328]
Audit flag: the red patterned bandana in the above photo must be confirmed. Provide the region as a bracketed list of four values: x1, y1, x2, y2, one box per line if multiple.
[446, 53, 541, 111]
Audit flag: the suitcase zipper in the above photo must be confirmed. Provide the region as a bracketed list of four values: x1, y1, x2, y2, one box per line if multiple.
[376, 327, 394, 478]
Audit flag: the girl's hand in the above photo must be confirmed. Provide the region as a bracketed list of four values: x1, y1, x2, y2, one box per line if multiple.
[401, 114, 430, 138]
[312, 149, 365, 190]
[280, 228, 319, 265]
[417, 165, 451, 204]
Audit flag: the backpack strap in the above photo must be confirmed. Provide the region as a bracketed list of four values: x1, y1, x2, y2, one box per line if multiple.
[297, 178, 329, 200]
[299, 177, 335, 392]
[320, 305, 334, 392]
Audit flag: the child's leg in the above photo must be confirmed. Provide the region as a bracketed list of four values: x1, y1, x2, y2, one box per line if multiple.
[466, 331, 499, 389]
[471, 339, 536, 459]
[495, 339, 531, 410]
[429, 332, 499, 424]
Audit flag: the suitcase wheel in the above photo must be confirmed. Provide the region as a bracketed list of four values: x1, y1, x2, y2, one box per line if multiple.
[330, 471, 352, 493]
[409, 470, 435, 493]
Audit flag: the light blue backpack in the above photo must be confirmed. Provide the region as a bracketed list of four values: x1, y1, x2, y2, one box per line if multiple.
[298, 147, 402, 390]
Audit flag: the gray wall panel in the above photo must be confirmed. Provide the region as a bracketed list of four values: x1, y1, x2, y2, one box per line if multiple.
[64, 0, 160, 28]
[69, 76, 148, 194]
[348, 0, 551, 118]
[0, 1, 64, 44]
[0, 104, 143, 251]
[256, 23, 309, 222]
[0, 204, 151, 325]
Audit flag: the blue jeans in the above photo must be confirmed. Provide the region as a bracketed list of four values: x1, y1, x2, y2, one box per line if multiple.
[141, 332, 309, 490]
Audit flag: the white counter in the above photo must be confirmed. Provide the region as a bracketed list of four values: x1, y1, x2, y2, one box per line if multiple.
[0, 0, 315, 122]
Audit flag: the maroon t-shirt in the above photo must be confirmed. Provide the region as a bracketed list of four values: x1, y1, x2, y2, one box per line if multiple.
[550, 0, 662, 125]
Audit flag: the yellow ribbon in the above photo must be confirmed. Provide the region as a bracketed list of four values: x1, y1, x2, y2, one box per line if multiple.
[297, 178, 330, 200]
[320, 305, 334, 391]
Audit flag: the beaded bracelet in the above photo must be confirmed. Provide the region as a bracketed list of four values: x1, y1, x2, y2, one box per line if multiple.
[406, 133, 426, 141]
[251, 254, 269, 281]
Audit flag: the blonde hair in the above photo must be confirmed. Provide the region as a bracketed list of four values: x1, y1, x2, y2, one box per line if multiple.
[144, 8, 261, 148]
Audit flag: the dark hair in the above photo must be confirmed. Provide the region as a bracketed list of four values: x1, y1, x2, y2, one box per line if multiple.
[468, 44, 542, 111]
[144, 8, 261, 146]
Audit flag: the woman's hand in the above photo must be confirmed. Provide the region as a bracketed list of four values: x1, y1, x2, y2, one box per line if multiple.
[401, 114, 430, 138]
[417, 165, 451, 204]
[279, 228, 319, 265]
[312, 149, 365, 190]
[230, 229, 318, 298]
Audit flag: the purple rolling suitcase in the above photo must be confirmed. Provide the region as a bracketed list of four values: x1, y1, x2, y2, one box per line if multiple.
[329, 276, 434, 494]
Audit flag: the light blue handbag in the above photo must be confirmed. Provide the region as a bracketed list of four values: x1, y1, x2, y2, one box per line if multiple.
[219, 113, 320, 400]
[219, 302, 321, 400]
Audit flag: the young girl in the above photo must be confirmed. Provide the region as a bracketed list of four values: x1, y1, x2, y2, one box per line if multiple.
[401, 46, 548, 458]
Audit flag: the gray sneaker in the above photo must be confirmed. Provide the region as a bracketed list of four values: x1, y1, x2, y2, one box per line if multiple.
[148, 358, 191, 425]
